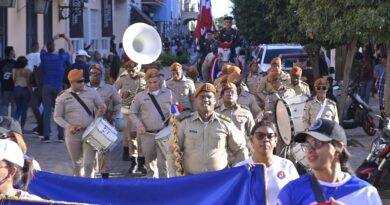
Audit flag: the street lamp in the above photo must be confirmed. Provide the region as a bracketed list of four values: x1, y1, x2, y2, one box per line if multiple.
[0, 0, 16, 8]
[58, 1, 84, 21]
[35, 0, 51, 14]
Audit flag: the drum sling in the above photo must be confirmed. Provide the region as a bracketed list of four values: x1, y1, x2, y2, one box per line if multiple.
[70, 92, 95, 118]
[309, 174, 326, 202]
[148, 93, 169, 127]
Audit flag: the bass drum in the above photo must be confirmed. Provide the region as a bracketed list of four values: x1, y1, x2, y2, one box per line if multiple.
[275, 95, 308, 145]
[291, 143, 310, 173]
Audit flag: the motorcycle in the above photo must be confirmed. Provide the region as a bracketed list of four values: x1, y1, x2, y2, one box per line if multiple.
[356, 111, 390, 185]
[341, 82, 376, 136]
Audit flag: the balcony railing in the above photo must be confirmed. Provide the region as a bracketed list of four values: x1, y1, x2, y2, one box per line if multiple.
[142, 0, 164, 6]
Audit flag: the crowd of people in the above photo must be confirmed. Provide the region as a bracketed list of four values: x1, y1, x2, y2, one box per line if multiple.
[0, 17, 386, 204]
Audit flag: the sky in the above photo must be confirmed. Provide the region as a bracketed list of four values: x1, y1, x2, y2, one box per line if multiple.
[211, 0, 233, 18]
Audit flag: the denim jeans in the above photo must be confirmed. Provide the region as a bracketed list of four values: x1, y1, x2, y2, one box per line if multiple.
[1, 90, 15, 117]
[42, 85, 64, 140]
[13, 86, 30, 128]
[31, 87, 43, 135]
[359, 81, 373, 105]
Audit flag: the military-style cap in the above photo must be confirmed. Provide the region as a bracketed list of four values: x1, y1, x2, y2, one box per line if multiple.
[271, 57, 282, 66]
[227, 72, 241, 84]
[170, 62, 182, 71]
[227, 66, 241, 74]
[68, 69, 84, 82]
[144, 68, 160, 81]
[221, 83, 237, 95]
[89, 64, 103, 73]
[290, 66, 302, 77]
[314, 78, 328, 88]
[194, 83, 216, 97]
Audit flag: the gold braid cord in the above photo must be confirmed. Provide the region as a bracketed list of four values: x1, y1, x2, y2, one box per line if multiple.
[170, 114, 183, 176]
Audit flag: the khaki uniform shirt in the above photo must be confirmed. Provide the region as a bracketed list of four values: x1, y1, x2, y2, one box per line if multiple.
[246, 73, 262, 94]
[287, 80, 311, 97]
[256, 71, 290, 102]
[87, 82, 121, 120]
[129, 88, 173, 131]
[166, 76, 196, 111]
[175, 112, 248, 175]
[215, 104, 255, 137]
[264, 87, 296, 122]
[54, 87, 104, 130]
[237, 90, 263, 121]
[114, 71, 146, 112]
[303, 97, 339, 129]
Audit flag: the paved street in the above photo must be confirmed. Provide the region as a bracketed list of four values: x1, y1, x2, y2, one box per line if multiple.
[21, 92, 390, 203]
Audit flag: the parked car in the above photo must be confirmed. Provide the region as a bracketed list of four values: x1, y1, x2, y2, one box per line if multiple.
[254, 44, 305, 73]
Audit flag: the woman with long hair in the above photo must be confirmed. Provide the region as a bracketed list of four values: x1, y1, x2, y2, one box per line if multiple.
[12, 56, 31, 129]
[235, 120, 299, 205]
[277, 119, 382, 205]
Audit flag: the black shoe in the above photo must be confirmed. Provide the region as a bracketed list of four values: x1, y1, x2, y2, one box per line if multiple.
[101, 173, 109, 179]
[41, 139, 51, 143]
[122, 147, 130, 161]
[137, 157, 147, 175]
[128, 157, 137, 174]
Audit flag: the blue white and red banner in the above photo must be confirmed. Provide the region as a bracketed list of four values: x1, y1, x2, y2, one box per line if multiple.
[194, 0, 215, 39]
[29, 165, 267, 205]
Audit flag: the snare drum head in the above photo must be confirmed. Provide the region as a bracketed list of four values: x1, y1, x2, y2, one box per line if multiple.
[82, 117, 102, 140]
[155, 126, 172, 140]
[275, 100, 292, 145]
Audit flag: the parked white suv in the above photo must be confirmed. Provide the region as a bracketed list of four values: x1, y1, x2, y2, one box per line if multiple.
[254, 44, 305, 74]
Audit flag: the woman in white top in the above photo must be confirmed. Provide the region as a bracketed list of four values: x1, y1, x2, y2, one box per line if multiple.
[235, 120, 299, 205]
[0, 140, 41, 200]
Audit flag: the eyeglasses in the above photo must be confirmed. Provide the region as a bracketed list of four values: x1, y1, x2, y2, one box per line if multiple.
[253, 132, 276, 140]
[89, 72, 101, 77]
[0, 133, 12, 139]
[301, 139, 326, 152]
[223, 90, 236, 95]
[316, 86, 328, 91]
[75, 79, 85, 84]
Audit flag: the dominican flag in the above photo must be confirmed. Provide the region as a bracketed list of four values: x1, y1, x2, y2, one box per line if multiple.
[194, 0, 215, 39]
[171, 103, 183, 116]
[209, 55, 220, 82]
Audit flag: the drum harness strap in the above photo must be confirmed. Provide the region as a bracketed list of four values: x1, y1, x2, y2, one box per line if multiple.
[315, 98, 327, 121]
[309, 174, 326, 202]
[148, 93, 169, 127]
[70, 92, 95, 118]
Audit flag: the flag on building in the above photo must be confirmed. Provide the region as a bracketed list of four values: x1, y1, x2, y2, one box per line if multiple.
[193, 0, 215, 39]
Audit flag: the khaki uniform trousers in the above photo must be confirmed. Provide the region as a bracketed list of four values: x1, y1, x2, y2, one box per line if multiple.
[139, 132, 167, 178]
[65, 131, 96, 178]
[123, 113, 142, 157]
[96, 151, 110, 174]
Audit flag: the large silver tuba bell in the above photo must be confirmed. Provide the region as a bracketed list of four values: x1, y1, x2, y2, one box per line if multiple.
[122, 23, 162, 65]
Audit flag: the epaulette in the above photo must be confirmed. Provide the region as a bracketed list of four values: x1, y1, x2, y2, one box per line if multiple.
[306, 97, 314, 102]
[57, 90, 66, 97]
[216, 112, 232, 123]
[300, 81, 309, 86]
[239, 105, 250, 111]
[177, 111, 192, 122]
[327, 99, 337, 105]
[119, 73, 127, 78]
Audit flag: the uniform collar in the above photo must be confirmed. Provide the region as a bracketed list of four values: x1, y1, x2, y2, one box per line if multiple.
[220, 103, 238, 111]
[86, 81, 103, 89]
[171, 75, 187, 82]
[70, 86, 86, 94]
[314, 96, 327, 104]
[192, 111, 217, 122]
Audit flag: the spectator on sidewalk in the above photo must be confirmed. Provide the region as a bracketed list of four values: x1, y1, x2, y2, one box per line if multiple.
[40, 33, 73, 143]
[63, 49, 91, 88]
[89, 51, 106, 81]
[375, 64, 386, 111]
[359, 52, 374, 104]
[26, 42, 40, 72]
[0, 46, 17, 116]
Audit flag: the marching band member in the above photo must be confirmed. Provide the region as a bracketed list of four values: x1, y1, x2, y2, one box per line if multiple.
[302, 78, 338, 130]
[172, 83, 248, 176]
[256, 57, 290, 105]
[245, 60, 262, 94]
[186, 65, 202, 88]
[54, 69, 106, 178]
[87, 64, 121, 179]
[166, 62, 196, 111]
[277, 119, 381, 205]
[227, 72, 263, 121]
[286, 66, 311, 97]
[235, 120, 299, 205]
[114, 59, 146, 174]
[129, 68, 173, 178]
[216, 83, 255, 154]
[0, 140, 41, 199]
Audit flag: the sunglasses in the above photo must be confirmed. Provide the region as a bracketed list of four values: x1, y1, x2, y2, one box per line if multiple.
[75, 79, 85, 84]
[89, 72, 101, 77]
[301, 139, 326, 152]
[253, 132, 276, 140]
[316, 86, 328, 91]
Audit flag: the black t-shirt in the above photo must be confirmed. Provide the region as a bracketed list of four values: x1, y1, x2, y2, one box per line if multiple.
[0, 58, 16, 91]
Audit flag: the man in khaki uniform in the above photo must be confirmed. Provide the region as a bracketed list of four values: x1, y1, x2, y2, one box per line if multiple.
[303, 78, 338, 130]
[216, 83, 255, 154]
[54, 69, 106, 178]
[256, 57, 290, 105]
[172, 83, 248, 176]
[245, 60, 262, 94]
[87, 64, 121, 179]
[263, 72, 296, 123]
[286, 66, 311, 97]
[114, 59, 146, 174]
[228, 72, 263, 121]
[166, 62, 196, 111]
[129, 68, 173, 178]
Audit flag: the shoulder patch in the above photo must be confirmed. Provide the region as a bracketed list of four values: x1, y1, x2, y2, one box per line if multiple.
[119, 74, 127, 78]
[216, 112, 232, 123]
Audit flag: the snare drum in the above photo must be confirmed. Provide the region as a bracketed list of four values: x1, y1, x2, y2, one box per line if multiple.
[155, 126, 172, 159]
[82, 117, 118, 153]
[291, 143, 309, 169]
[275, 95, 308, 145]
